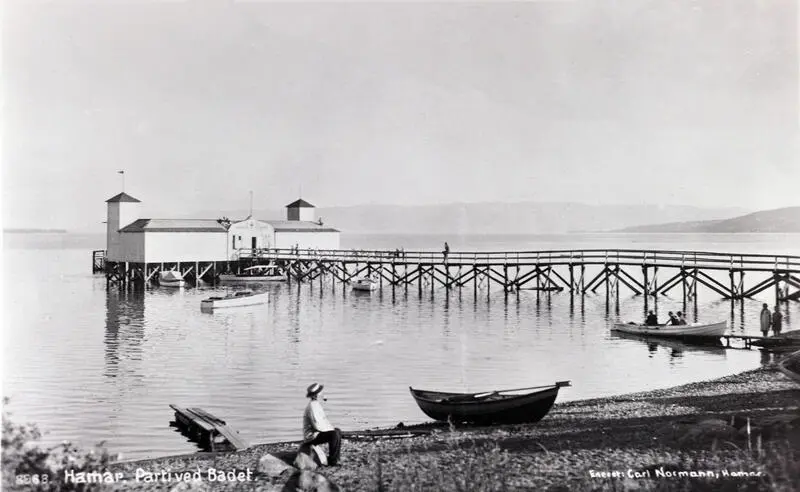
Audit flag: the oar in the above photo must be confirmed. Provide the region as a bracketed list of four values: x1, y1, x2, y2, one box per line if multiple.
[478, 381, 572, 396]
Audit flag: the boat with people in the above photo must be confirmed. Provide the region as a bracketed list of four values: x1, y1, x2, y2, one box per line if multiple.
[409, 381, 571, 425]
[351, 278, 378, 292]
[218, 265, 286, 283]
[158, 270, 186, 288]
[200, 290, 269, 310]
[612, 320, 727, 339]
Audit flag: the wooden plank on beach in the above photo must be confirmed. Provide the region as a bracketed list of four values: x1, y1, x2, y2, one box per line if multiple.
[170, 405, 215, 433]
[215, 424, 250, 450]
[169, 404, 249, 451]
[189, 407, 227, 426]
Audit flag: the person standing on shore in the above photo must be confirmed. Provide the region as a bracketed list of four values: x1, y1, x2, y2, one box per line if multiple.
[303, 383, 341, 466]
[760, 303, 772, 337]
[772, 306, 783, 336]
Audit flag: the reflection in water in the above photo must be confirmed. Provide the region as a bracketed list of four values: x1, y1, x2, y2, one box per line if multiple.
[104, 289, 146, 380]
[611, 330, 727, 360]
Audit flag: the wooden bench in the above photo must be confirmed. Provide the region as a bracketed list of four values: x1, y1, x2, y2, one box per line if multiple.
[169, 405, 250, 451]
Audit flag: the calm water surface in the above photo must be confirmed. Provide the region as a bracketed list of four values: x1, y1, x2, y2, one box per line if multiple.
[3, 233, 799, 460]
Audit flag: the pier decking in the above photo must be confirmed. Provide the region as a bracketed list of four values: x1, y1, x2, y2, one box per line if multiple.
[97, 247, 800, 302]
[169, 405, 249, 452]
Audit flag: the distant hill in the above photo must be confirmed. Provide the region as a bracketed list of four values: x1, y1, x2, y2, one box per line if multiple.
[3, 228, 68, 234]
[614, 207, 800, 233]
[182, 202, 748, 234]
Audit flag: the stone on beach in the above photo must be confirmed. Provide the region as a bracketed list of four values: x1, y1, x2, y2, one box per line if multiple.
[295, 470, 340, 491]
[256, 453, 340, 491]
[294, 449, 320, 471]
[257, 454, 297, 478]
[169, 481, 211, 492]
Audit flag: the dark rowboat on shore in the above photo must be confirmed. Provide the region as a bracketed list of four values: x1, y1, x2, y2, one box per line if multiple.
[409, 381, 570, 425]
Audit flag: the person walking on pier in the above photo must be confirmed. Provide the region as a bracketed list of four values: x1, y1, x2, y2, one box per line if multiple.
[772, 306, 783, 336]
[443, 242, 450, 262]
[302, 383, 341, 466]
[760, 303, 772, 337]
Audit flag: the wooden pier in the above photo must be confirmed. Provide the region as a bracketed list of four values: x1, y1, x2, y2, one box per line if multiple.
[92, 250, 106, 273]
[96, 248, 800, 302]
[719, 334, 772, 350]
[169, 405, 249, 452]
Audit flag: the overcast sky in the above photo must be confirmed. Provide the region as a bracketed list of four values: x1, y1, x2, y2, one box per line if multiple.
[2, 0, 797, 230]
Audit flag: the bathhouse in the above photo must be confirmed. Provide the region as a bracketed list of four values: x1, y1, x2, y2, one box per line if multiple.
[105, 193, 340, 265]
[226, 199, 340, 259]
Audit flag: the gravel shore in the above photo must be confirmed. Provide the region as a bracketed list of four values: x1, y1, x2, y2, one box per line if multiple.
[108, 366, 800, 491]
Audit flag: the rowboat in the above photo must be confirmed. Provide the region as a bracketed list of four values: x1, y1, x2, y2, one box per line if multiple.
[776, 349, 800, 385]
[352, 278, 378, 292]
[612, 320, 727, 338]
[218, 265, 286, 283]
[200, 291, 268, 310]
[409, 381, 571, 425]
[159, 270, 186, 288]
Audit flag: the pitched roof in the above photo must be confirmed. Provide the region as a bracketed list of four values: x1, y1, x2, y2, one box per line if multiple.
[106, 192, 141, 203]
[285, 198, 315, 208]
[119, 219, 228, 233]
[264, 220, 339, 233]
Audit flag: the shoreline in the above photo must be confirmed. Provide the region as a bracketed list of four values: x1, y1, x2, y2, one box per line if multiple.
[107, 365, 800, 490]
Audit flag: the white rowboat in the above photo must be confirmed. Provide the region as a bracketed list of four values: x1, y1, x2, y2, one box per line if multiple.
[218, 265, 286, 283]
[159, 270, 186, 288]
[352, 278, 378, 292]
[201, 291, 268, 310]
[612, 320, 727, 338]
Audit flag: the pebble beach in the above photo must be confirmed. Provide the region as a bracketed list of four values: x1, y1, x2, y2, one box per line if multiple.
[105, 364, 800, 491]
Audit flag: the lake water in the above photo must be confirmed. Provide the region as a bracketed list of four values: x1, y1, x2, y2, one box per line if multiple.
[3, 232, 800, 461]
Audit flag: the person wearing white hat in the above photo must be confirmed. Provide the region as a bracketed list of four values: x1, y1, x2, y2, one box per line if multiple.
[302, 383, 341, 466]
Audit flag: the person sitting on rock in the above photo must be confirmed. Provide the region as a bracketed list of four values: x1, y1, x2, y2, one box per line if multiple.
[302, 383, 341, 466]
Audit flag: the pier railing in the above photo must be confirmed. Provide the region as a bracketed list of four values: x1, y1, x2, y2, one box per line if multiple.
[235, 248, 800, 273]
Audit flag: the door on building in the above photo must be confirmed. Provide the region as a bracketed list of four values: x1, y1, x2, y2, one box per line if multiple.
[251, 237, 257, 251]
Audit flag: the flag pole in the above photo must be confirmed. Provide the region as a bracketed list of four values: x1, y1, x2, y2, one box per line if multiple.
[118, 170, 125, 192]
